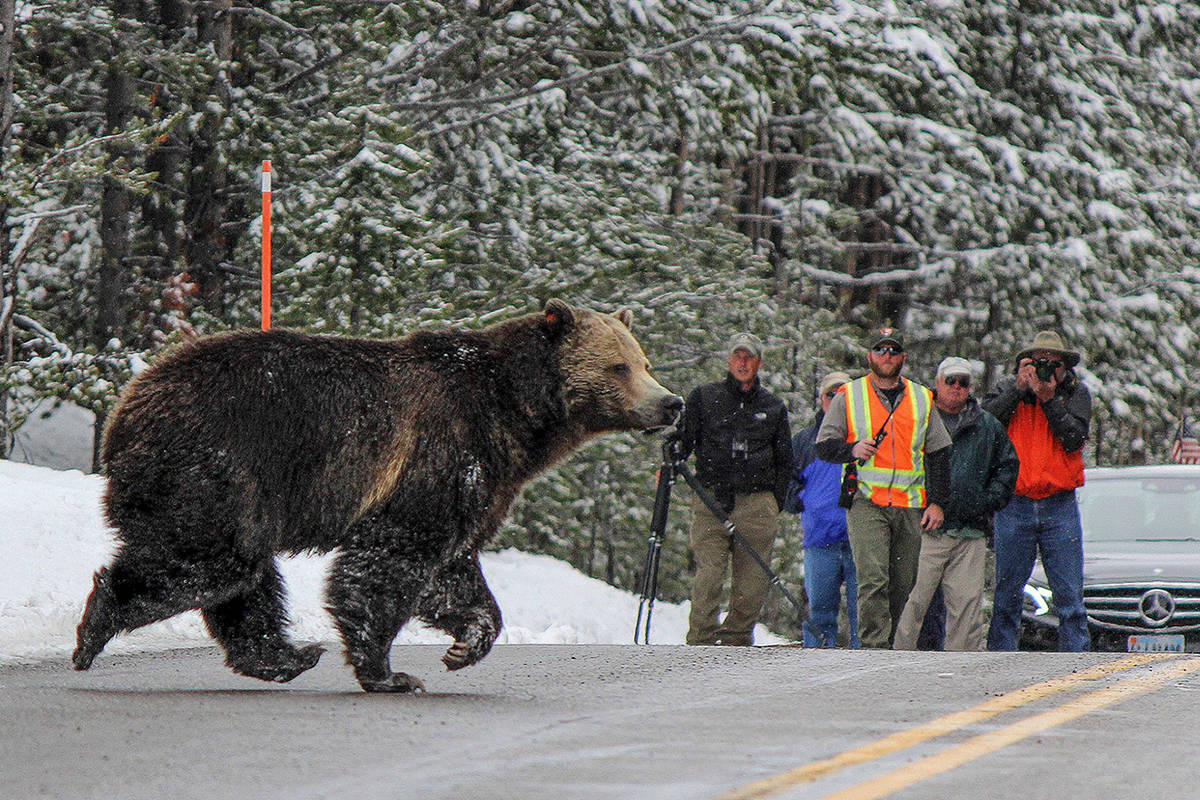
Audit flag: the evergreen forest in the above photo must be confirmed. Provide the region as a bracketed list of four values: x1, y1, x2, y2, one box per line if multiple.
[3, 0, 1199, 631]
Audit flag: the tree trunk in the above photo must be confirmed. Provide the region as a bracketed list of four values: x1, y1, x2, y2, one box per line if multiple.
[185, 0, 233, 313]
[0, 0, 16, 457]
[669, 125, 690, 217]
[96, 1, 138, 349]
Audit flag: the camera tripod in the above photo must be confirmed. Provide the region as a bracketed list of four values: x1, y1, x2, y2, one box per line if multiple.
[633, 429, 806, 644]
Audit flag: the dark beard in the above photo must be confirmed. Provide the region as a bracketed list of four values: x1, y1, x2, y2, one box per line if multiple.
[869, 361, 901, 380]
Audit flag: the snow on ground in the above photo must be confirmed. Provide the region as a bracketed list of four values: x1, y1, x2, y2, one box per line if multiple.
[0, 460, 782, 665]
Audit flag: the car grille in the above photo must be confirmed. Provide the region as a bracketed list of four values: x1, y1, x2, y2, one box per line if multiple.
[1085, 583, 1200, 633]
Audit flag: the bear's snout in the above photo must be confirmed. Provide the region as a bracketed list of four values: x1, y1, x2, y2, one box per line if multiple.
[647, 393, 683, 429]
[661, 394, 684, 420]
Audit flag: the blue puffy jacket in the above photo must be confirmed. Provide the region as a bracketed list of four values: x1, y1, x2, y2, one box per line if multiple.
[784, 412, 849, 548]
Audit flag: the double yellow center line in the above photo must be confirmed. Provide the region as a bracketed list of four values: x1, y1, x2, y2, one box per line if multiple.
[719, 653, 1200, 800]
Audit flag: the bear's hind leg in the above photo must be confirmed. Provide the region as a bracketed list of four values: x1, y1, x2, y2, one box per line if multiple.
[417, 554, 502, 671]
[326, 543, 428, 693]
[201, 561, 324, 683]
[73, 539, 273, 671]
[72, 566, 121, 670]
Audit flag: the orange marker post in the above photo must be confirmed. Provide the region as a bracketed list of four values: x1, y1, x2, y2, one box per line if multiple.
[261, 160, 272, 330]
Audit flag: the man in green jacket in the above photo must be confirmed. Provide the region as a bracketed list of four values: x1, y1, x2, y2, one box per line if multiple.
[893, 357, 1019, 651]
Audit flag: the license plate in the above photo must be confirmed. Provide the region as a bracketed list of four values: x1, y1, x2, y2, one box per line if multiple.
[1127, 634, 1185, 652]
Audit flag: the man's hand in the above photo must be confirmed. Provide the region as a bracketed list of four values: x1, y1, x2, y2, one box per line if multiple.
[851, 439, 878, 461]
[1015, 359, 1035, 391]
[1017, 359, 1057, 403]
[921, 503, 944, 531]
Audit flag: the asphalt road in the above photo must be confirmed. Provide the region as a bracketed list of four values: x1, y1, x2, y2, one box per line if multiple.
[3, 644, 1198, 800]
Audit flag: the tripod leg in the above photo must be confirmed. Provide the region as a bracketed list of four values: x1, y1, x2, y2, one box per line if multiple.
[676, 461, 808, 625]
[634, 536, 660, 644]
[635, 457, 674, 644]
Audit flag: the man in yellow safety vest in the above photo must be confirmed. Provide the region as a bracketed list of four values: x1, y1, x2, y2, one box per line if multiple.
[815, 328, 952, 649]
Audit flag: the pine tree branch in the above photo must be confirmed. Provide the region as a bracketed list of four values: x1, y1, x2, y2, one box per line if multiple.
[7, 204, 90, 226]
[12, 314, 70, 356]
[228, 4, 313, 36]
[391, 21, 750, 112]
[271, 45, 357, 94]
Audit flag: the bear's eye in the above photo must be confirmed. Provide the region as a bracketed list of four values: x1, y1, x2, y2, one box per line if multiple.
[611, 363, 631, 377]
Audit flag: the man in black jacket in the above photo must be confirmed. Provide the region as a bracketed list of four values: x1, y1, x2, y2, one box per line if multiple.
[678, 333, 793, 646]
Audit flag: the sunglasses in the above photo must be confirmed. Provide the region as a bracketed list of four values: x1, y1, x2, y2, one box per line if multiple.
[943, 375, 971, 388]
[824, 389, 842, 399]
[871, 346, 904, 356]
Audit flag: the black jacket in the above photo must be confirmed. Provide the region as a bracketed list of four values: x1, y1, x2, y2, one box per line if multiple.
[678, 373, 793, 510]
[938, 397, 1020, 531]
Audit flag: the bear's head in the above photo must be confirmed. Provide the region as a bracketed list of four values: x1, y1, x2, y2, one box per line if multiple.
[543, 299, 682, 436]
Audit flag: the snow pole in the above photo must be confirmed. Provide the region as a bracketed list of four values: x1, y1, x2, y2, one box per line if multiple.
[261, 160, 272, 331]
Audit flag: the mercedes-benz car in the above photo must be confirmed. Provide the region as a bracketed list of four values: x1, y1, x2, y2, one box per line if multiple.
[1021, 464, 1200, 652]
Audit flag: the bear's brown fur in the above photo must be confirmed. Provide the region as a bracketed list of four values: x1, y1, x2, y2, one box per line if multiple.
[73, 299, 681, 692]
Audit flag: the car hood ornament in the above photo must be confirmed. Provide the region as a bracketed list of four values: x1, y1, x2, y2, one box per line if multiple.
[1139, 589, 1176, 627]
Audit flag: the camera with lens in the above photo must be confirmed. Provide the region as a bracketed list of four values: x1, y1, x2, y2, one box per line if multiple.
[1032, 357, 1059, 382]
[731, 435, 749, 460]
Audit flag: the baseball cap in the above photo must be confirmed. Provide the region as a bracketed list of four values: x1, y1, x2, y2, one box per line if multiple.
[727, 332, 764, 359]
[867, 326, 904, 351]
[818, 371, 852, 396]
[936, 356, 973, 379]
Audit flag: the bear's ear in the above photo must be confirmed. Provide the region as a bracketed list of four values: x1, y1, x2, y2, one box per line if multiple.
[615, 307, 634, 330]
[543, 298, 575, 335]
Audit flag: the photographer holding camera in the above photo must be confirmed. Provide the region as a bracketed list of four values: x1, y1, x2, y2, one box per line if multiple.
[982, 331, 1092, 652]
[677, 333, 793, 646]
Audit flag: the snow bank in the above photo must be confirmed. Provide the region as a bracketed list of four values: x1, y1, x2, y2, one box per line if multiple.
[0, 461, 781, 665]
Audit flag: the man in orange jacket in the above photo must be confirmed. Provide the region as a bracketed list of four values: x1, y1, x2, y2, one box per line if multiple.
[982, 331, 1092, 651]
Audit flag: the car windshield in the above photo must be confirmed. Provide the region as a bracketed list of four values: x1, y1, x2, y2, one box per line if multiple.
[1078, 474, 1200, 551]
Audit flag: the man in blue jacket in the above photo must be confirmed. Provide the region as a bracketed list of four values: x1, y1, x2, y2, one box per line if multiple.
[785, 371, 859, 648]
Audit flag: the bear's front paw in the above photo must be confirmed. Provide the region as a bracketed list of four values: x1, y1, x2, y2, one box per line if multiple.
[230, 642, 325, 683]
[442, 641, 472, 670]
[359, 671, 426, 694]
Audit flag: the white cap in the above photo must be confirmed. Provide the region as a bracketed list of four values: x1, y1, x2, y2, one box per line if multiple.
[936, 356, 973, 379]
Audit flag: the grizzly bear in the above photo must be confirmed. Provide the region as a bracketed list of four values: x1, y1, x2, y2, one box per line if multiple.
[72, 299, 681, 692]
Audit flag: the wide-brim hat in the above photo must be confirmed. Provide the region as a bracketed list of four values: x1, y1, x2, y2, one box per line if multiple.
[1015, 330, 1081, 368]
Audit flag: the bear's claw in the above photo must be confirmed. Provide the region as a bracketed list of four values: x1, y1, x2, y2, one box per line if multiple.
[231, 643, 325, 683]
[360, 671, 426, 693]
[442, 641, 472, 671]
[71, 646, 97, 671]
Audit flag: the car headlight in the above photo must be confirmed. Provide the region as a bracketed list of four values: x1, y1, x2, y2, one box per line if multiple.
[1023, 585, 1054, 616]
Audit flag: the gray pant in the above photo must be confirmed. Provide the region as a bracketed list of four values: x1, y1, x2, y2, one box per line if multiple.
[846, 497, 923, 649]
[687, 491, 779, 645]
[893, 531, 987, 651]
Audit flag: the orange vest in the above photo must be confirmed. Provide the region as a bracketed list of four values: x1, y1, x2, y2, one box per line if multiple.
[1006, 401, 1084, 499]
[842, 376, 934, 508]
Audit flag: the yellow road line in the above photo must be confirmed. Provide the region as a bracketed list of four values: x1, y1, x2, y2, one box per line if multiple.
[825, 656, 1200, 800]
[716, 653, 1177, 800]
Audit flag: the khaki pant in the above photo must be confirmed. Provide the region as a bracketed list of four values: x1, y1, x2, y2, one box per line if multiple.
[846, 497, 923, 649]
[893, 532, 987, 651]
[687, 491, 779, 645]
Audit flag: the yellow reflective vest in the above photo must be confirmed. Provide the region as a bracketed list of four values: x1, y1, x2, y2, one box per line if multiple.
[842, 376, 934, 508]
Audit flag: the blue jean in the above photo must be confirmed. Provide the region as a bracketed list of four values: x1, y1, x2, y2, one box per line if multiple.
[987, 490, 1090, 652]
[803, 540, 859, 648]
